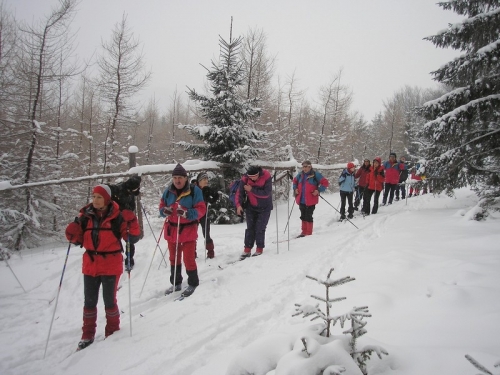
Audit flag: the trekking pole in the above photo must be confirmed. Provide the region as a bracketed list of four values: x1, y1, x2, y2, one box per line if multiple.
[287, 171, 291, 251]
[43, 242, 71, 359]
[283, 200, 296, 234]
[172, 215, 181, 293]
[141, 206, 168, 268]
[126, 225, 132, 337]
[204, 203, 210, 263]
[139, 215, 169, 298]
[274, 171, 279, 254]
[320, 196, 359, 229]
[3, 256, 27, 293]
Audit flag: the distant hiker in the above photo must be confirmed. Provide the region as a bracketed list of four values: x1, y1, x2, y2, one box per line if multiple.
[382, 152, 405, 205]
[159, 164, 206, 298]
[338, 162, 356, 220]
[106, 175, 142, 271]
[236, 166, 273, 259]
[362, 157, 385, 215]
[408, 167, 422, 197]
[292, 160, 329, 237]
[193, 172, 219, 259]
[354, 159, 371, 211]
[394, 156, 409, 201]
[65, 184, 140, 351]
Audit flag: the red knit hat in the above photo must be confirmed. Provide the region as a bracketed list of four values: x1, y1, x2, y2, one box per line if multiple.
[93, 184, 112, 205]
[347, 162, 355, 169]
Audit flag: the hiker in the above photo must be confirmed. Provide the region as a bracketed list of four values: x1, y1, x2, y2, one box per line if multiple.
[159, 164, 206, 298]
[362, 157, 385, 215]
[236, 166, 273, 259]
[192, 172, 219, 259]
[354, 159, 371, 211]
[65, 184, 140, 351]
[338, 162, 356, 220]
[382, 152, 405, 205]
[106, 175, 142, 270]
[394, 156, 409, 201]
[293, 160, 329, 236]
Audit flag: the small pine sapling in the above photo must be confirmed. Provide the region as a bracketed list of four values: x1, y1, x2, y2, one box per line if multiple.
[293, 268, 355, 337]
[293, 267, 388, 375]
[465, 354, 500, 375]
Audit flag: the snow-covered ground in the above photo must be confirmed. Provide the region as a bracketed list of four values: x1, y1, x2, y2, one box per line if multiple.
[1, 188, 499, 375]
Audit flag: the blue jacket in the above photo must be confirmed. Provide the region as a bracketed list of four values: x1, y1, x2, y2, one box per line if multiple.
[338, 169, 356, 193]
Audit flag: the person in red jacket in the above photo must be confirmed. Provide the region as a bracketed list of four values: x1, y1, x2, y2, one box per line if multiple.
[354, 159, 371, 211]
[159, 164, 206, 297]
[362, 157, 385, 215]
[382, 152, 405, 205]
[293, 160, 329, 237]
[65, 184, 140, 351]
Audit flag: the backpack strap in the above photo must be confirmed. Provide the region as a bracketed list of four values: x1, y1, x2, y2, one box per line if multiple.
[80, 214, 124, 252]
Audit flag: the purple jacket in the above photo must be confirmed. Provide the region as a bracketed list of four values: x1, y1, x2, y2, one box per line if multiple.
[236, 168, 273, 211]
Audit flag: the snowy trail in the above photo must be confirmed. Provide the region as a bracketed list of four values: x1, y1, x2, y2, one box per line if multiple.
[1, 190, 500, 375]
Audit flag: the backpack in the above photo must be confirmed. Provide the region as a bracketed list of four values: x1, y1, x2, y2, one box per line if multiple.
[229, 180, 247, 208]
[79, 213, 124, 251]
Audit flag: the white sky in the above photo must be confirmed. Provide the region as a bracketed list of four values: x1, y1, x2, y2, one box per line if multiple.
[7, 0, 463, 121]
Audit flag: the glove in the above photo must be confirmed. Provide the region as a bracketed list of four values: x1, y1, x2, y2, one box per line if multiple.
[163, 206, 174, 216]
[121, 209, 136, 222]
[176, 207, 187, 219]
[65, 220, 82, 245]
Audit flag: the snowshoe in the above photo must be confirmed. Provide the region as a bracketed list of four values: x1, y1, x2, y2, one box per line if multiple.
[76, 338, 94, 351]
[165, 284, 182, 295]
[181, 285, 197, 298]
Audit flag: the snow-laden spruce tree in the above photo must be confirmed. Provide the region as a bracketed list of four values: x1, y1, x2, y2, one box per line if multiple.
[181, 33, 267, 178]
[417, 1, 500, 216]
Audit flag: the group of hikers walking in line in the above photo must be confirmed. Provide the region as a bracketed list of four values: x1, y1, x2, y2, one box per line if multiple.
[63, 154, 427, 351]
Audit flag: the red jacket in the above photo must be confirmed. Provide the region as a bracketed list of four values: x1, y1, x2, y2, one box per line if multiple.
[355, 165, 371, 188]
[293, 170, 329, 206]
[159, 183, 206, 243]
[65, 202, 140, 277]
[366, 166, 385, 191]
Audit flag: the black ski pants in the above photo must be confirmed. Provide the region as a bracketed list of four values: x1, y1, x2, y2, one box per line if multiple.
[83, 274, 119, 310]
[339, 191, 354, 216]
[299, 204, 316, 223]
[363, 189, 381, 214]
[383, 183, 397, 204]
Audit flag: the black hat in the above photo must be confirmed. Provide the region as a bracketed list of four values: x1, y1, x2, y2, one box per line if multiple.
[124, 175, 141, 191]
[247, 166, 260, 176]
[389, 152, 397, 159]
[172, 163, 187, 177]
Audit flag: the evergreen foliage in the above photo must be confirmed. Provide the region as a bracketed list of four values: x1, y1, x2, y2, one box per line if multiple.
[417, 1, 500, 214]
[182, 35, 266, 173]
[293, 268, 387, 374]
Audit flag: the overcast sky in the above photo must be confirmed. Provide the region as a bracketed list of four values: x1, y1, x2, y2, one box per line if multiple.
[7, 0, 463, 122]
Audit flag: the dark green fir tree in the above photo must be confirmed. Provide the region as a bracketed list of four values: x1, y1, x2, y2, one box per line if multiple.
[182, 33, 266, 177]
[417, 0, 500, 216]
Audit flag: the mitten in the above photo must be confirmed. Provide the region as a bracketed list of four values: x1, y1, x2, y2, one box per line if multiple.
[162, 206, 174, 216]
[65, 218, 83, 245]
[176, 206, 187, 219]
[121, 209, 136, 222]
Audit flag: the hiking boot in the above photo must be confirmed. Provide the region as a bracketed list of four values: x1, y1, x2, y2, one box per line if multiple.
[251, 251, 262, 257]
[347, 214, 354, 219]
[77, 338, 94, 351]
[207, 250, 215, 259]
[339, 215, 346, 221]
[165, 284, 182, 295]
[181, 285, 197, 298]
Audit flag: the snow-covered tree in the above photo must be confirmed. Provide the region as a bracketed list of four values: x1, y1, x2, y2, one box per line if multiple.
[417, 1, 500, 214]
[182, 34, 266, 179]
